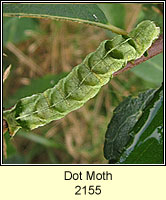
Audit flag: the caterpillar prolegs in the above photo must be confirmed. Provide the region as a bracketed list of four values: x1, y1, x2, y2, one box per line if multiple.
[3, 20, 160, 136]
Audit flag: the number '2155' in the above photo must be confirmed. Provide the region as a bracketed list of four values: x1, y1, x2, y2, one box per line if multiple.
[75, 185, 101, 195]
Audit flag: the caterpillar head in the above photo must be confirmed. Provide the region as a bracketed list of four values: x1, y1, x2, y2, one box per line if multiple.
[128, 20, 160, 58]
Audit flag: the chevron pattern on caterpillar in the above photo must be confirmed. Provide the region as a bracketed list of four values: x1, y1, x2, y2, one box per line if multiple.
[3, 20, 160, 136]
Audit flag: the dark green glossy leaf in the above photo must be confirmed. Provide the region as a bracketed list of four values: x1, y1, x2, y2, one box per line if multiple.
[104, 88, 156, 162]
[119, 85, 163, 164]
[104, 84, 163, 164]
[3, 3, 107, 25]
[3, 17, 39, 46]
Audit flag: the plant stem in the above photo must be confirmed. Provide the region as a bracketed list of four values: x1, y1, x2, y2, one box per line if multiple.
[93, 22, 128, 35]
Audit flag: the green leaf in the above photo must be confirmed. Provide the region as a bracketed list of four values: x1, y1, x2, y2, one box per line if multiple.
[104, 84, 163, 164]
[3, 3, 107, 24]
[3, 3, 127, 35]
[131, 53, 163, 85]
[3, 17, 39, 46]
[119, 85, 163, 164]
[104, 88, 156, 162]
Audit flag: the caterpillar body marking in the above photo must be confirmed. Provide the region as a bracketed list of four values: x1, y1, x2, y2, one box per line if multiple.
[3, 20, 160, 136]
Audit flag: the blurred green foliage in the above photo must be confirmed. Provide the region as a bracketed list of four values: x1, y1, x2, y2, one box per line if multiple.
[131, 53, 163, 86]
[3, 17, 39, 46]
[97, 3, 126, 29]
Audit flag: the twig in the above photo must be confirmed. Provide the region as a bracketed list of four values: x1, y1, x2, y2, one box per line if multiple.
[113, 34, 163, 77]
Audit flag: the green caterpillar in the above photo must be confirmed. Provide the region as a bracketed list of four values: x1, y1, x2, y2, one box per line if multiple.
[3, 20, 160, 136]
